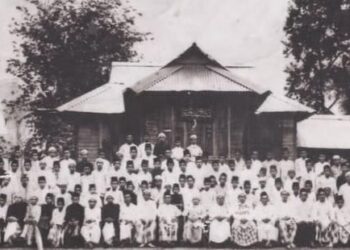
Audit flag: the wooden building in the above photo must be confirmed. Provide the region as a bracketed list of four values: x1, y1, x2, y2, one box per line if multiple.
[57, 43, 313, 161]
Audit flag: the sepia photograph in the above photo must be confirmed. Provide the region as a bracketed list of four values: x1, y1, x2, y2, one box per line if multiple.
[0, 0, 350, 249]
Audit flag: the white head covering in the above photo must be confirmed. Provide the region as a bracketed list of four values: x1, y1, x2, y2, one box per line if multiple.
[158, 132, 166, 138]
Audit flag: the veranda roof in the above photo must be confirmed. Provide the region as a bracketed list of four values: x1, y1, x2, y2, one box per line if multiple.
[297, 115, 350, 149]
[56, 83, 125, 114]
[256, 94, 314, 114]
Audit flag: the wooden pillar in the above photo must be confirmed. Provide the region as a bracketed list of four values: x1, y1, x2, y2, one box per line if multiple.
[281, 114, 297, 159]
[227, 105, 232, 158]
[170, 105, 175, 146]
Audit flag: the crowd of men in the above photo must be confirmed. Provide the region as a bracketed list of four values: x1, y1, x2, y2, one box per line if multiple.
[0, 132, 350, 249]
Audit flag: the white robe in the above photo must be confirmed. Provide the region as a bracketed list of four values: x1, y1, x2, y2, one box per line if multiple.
[208, 204, 231, 243]
[81, 206, 101, 244]
[254, 203, 278, 241]
[119, 203, 138, 240]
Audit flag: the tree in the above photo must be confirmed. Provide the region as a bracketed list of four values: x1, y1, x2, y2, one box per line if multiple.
[6, 0, 148, 152]
[283, 0, 350, 113]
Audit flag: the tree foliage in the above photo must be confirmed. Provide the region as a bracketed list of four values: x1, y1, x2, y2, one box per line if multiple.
[6, 0, 148, 152]
[284, 0, 350, 113]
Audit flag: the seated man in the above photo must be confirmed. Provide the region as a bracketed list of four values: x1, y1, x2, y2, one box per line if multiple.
[276, 190, 297, 248]
[135, 190, 157, 247]
[81, 197, 101, 247]
[157, 192, 181, 245]
[48, 198, 66, 247]
[4, 194, 27, 245]
[183, 196, 206, 245]
[294, 188, 315, 247]
[119, 191, 138, 245]
[101, 195, 120, 246]
[231, 192, 258, 247]
[20, 196, 43, 249]
[64, 193, 84, 247]
[254, 192, 278, 247]
[312, 188, 335, 247]
[333, 195, 350, 246]
[208, 194, 231, 246]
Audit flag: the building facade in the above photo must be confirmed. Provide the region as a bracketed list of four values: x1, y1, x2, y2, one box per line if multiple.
[57, 43, 313, 160]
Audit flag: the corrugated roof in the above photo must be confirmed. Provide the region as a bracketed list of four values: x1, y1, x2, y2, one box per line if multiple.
[297, 115, 350, 149]
[109, 62, 161, 88]
[255, 93, 314, 114]
[56, 83, 125, 114]
[129, 43, 267, 94]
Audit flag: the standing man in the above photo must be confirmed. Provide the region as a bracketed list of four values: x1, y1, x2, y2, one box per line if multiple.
[119, 134, 137, 159]
[154, 133, 170, 158]
[279, 148, 295, 181]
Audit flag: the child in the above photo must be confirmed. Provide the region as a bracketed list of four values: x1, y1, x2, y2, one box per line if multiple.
[183, 196, 206, 245]
[200, 178, 216, 214]
[21, 196, 43, 249]
[157, 192, 181, 245]
[48, 198, 66, 247]
[101, 195, 119, 246]
[171, 137, 184, 161]
[81, 197, 101, 247]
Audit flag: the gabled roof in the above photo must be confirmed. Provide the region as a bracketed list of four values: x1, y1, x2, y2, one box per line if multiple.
[255, 93, 314, 114]
[56, 83, 125, 114]
[298, 115, 350, 149]
[128, 43, 267, 94]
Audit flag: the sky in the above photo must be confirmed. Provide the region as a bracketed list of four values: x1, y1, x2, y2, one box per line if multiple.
[0, 0, 291, 96]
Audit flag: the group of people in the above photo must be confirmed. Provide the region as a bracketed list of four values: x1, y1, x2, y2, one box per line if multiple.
[0, 132, 350, 248]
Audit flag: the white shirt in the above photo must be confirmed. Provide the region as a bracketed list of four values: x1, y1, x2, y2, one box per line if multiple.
[60, 158, 76, 175]
[118, 143, 137, 159]
[84, 206, 101, 224]
[186, 144, 203, 158]
[316, 175, 337, 194]
[42, 156, 60, 171]
[138, 142, 154, 159]
[254, 203, 276, 223]
[295, 198, 313, 222]
[171, 147, 184, 161]
[279, 159, 295, 181]
[51, 207, 66, 225]
[157, 203, 181, 222]
[137, 200, 157, 221]
[295, 157, 306, 177]
[315, 161, 329, 176]
[120, 203, 138, 222]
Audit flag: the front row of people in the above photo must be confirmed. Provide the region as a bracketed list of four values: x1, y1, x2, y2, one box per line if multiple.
[0, 188, 349, 248]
